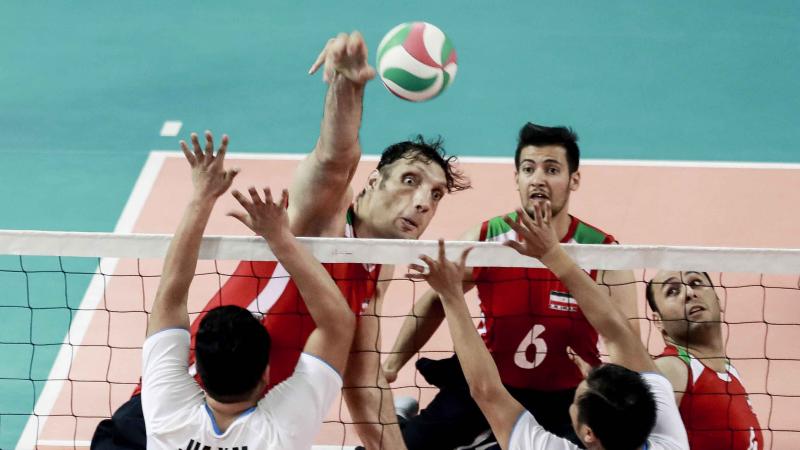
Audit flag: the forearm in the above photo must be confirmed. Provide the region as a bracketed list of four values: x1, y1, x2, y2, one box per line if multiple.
[155, 197, 215, 310]
[268, 234, 352, 332]
[384, 290, 445, 374]
[316, 75, 365, 163]
[439, 291, 504, 400]
[344, 353, 407, 450]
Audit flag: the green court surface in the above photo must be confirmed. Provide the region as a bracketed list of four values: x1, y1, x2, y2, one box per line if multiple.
[1, 1, 799, 448]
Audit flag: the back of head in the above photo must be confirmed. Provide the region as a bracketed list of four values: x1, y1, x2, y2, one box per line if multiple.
[577, 364, 657, 450]
[515, 122, 580, 173]
[195, 305, 271, 403]
[377, 135, 470, 193]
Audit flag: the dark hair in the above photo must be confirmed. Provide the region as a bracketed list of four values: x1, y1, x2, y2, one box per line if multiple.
[195, 305, 271, 403]
[645, 271, 714, 314]
[577, 364, 657, 450]
[377, 135, 470, 193]
[515, 123, 580, 173]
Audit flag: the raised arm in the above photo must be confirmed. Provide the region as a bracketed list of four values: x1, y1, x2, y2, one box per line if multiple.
[147, 132, 238, 337]
[503, 202, 656, 373]
[290, 31, 376, 237]
[408, 241, 524, 449]
[229, 187, 355, 374]
[383, 225, 480, 383]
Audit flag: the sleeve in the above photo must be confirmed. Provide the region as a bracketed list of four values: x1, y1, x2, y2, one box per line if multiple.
[140, 328, 203, 432]
[260, 352, 343, 447]
[641, 372, 690, 450]
[508, 411, 580, 450]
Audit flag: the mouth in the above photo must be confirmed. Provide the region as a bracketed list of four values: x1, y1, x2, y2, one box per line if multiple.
[399, 217, 418, 231]
[687, 305, 705, 316]
[529, 192, 549, 201]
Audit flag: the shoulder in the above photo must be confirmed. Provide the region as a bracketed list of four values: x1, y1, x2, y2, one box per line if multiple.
[508, 410, 580, 450]
[569, 216, 616, 244]
[654, 353, 690, 392]
[479, 211, 518, 242]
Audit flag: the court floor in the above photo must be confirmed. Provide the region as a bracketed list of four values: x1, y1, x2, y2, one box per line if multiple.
[11, 151, 799, 449]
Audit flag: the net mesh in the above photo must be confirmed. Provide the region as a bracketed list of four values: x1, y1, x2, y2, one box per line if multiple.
[1, 230, 799, 449]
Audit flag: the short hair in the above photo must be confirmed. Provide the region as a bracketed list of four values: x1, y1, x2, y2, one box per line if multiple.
[377, 135, 470, 193]
[645, 271, 714, 314]
[515, 123, 580, 173]
[195, 305, 271, 403]
[577, 364, 657, 450]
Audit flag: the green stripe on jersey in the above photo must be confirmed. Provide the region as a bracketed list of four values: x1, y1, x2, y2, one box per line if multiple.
[484, 211, 517, 240]
[572, 221, 608, 244]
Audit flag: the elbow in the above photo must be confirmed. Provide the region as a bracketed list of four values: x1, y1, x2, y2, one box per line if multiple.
[468, 378, 501, 405]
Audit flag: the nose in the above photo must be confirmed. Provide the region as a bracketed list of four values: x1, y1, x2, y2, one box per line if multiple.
[531, 167, 547, 186]
[684, 285, 697, 301]
[414, 189, 433, 213]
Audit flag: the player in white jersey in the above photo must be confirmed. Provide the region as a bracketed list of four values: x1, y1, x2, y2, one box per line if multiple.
[141, 131, 354, 450]
[408, 202, 689, 450]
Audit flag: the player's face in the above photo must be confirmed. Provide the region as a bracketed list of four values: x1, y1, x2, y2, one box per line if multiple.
[651, 270, 721, 339]
[515, 145, 579, 220]
[365, 158, 448, 239]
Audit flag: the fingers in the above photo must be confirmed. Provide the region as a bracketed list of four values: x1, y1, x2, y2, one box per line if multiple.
[503, 214, 525, 235]
[324, 33, 348, 83]
[347, 31, 365, 60]
[458, 246, 474, 269]
[437, 239, 446, 263]
[190, 132, 203, 162]
[204, 130, 214, 159]
[566, 346, 592, 378]
[503, 240, 525, 254]
[231, 190, 251, 211]
[517, 208, 537, 232]
[217, 134, 229, 160]
[180, 140, 195, 166]
[543, 201, 552, 224]
[248, 186, 263, 206]
[279, 188, 289, 209]
[532, 203, 543, 228]
[227, 210, 250, 227]
[308, 38, 332, 75]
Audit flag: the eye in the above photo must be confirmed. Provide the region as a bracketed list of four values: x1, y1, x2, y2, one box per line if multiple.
[665, 284, 680, 297]
[521, 165, 534, 174]
[432, 190, 443, 201]
[546, 166, 560, 175]
[689, 277, 709, 288]
[402, 175, 417, 185]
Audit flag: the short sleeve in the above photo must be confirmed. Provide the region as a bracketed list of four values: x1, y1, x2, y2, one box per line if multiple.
[141, 328, 203, 432]
[508, 411, 579, 450]
[641, 372, 689, 450]
[260, 353, 343, 447]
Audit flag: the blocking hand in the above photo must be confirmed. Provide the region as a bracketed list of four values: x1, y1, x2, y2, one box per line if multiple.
[502, 202, 560, 260]
[229, 187, 291, 243]
[408, 239, 473, 303]
[308, 31, 376, 85]
[180, 131, 239, 200]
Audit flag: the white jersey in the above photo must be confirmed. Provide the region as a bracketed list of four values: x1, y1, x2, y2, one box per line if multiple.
[141, 328, 341, 450]
[509, 373, 688, 450]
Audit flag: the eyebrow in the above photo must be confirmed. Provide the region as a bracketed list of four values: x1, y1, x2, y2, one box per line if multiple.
[520, 158, 562, 165]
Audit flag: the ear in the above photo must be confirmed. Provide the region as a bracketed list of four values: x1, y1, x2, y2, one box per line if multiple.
[366, 169, 381, 190]
[579, 423, 598, 447]
[514, 169, 520, 191]
[652, 310, 666, 334]
[569, 170, 581, 192]
[261, 364, 270, 386]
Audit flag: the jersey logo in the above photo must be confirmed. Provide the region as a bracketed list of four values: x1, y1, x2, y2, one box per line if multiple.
[548, 291, 578, 312]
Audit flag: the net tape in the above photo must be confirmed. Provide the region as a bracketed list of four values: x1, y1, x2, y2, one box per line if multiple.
[1, 229, 799, 273]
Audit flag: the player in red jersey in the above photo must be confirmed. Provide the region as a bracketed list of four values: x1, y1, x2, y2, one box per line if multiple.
[647, 271, 764, 450]
[384, 123, 639, 449]
[92, 32, 469, 450]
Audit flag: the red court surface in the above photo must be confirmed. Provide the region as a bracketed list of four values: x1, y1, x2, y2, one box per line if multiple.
[24, 152, 800, 449]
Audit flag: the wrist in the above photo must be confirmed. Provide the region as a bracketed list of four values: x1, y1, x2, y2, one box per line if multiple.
[540, 245, 577, 278]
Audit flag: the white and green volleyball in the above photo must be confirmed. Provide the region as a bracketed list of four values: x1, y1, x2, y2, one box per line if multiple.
[376, 22, 457, 102]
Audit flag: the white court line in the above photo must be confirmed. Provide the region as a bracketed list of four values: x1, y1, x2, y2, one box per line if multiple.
[149, 149, 800, 169]
[159, 120, 183, 137]
[16, 153, 167, 450]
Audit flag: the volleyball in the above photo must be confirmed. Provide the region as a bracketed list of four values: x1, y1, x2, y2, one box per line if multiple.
[376, 22, 457, 102]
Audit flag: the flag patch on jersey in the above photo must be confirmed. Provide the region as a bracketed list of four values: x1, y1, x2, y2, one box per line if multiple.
[549, 291, 578, 312]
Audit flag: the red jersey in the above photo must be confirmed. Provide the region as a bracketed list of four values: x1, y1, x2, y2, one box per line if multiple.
[659, 344, 763, 450]
[472, 213, 615, 391]
[133, 208, 379, 395]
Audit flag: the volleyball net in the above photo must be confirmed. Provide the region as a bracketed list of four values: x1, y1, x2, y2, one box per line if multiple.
[1, 230, 798, 449]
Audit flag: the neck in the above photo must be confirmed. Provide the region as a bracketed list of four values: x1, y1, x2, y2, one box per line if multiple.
[667, 326, 726, 366]
[552, 209, 572, 241]
[205, 396, 257, 433]
[352, 196, 378, 238]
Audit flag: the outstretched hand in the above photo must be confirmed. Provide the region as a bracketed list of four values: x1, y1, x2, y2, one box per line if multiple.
[229, 187, 291, 242]
[308, 31, 376, 85]
[408, 239, 472, 303]
[567, 346, 594, 379]
[180, 131, 239, 200]
[502, 202, 560, 260]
